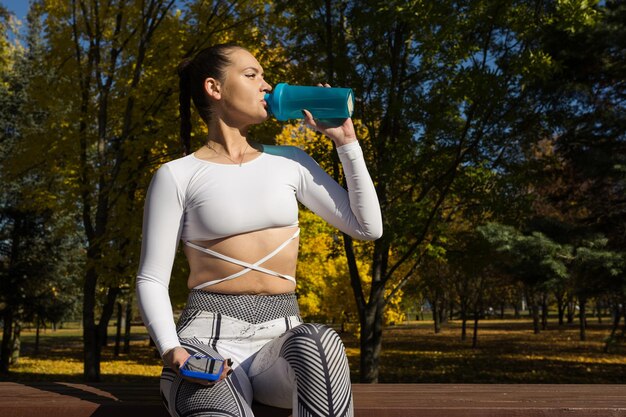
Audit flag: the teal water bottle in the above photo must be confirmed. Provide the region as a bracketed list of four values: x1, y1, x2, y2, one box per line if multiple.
[265, 83, 354, 121]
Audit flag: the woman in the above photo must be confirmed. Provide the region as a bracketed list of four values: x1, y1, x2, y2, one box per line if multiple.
[136, 43, 382, 417]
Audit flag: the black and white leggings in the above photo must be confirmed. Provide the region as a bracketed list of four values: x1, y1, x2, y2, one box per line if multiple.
[160, 290, 353, 417]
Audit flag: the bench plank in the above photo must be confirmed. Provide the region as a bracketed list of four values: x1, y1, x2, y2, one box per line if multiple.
[354, 384, 626, 416]
[1, 382, 625, 416]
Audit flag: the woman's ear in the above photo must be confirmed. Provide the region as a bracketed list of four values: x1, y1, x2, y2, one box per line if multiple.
[204, 77, 221, 100]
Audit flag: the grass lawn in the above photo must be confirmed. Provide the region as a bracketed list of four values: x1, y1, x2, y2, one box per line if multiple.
[2, 318, 625, 383]
[2, 324, 163, 383]
[356, 318, 626, 383]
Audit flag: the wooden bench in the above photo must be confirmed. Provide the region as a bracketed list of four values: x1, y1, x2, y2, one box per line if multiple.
[1, 382, 626, 416]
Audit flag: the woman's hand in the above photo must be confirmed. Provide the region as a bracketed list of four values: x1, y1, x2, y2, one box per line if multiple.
[163, 346, 232, 386]
[302, 83, 357, 147]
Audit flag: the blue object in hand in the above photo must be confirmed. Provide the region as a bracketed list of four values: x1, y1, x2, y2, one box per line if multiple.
[265, 83, 354, 121]
[180, 355, 225, 381]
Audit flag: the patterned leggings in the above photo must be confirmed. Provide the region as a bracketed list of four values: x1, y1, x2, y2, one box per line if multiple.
[160, 290, 353, 417]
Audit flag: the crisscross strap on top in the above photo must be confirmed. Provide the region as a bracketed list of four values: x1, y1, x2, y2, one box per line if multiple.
[186, 228, 300, 290]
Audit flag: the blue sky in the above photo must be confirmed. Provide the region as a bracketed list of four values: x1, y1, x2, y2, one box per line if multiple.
[1, 1, 189, 25]
[2, 0, 30, 42]
[1, 0, 30, 22]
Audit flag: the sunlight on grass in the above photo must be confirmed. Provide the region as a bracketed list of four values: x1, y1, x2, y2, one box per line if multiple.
[4, 324, 162, 382]
[501, 353, 626, 365]
[4, 318, 626, 383]
[101, 360, 162, 378]
[343, 318, 626, 383]
[12, 357, 83, 375]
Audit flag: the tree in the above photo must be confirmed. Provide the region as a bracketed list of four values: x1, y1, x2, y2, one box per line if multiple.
[518, 1, 626, 343]
[533, 1, 626, 249]
[448, 230, 495, 346]
[272, 0, 587, 382]
[5, 0, 292, 381]
[3, 0, 186, 380]
[0, 2, 82, 373]
[418, 255, 453, 334]
[570, 238, 624, 341]
[0, 206, 82, 371]
[478, 222, 570, 334]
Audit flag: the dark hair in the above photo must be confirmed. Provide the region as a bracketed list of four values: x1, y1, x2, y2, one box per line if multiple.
[178, 43, 243, 154]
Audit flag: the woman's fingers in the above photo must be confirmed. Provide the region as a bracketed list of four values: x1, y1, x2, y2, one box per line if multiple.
[221, 359, 233, 380]
[184, 376, 215, 386]
[303, 84, 355, 143]
[303, 83, 334, 128]
[302, 109, 317, 130]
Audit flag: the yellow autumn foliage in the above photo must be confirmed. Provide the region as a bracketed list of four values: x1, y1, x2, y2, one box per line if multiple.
[275, 122, 405, 329]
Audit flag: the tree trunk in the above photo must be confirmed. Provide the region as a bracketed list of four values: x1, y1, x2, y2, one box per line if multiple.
[541, 293, 548, 330]
[349, 227, 388, 384]
[567, 297, 575, 324]
[621, 302, 626, 341]
[471, 310, 480, 348]
[35, 316, 41, 356]
[432, 299, 441, 334]
[84, 245, 121, 383]
[622, 297, 626, 335]
[554, 289, 566, 326]
[531, 302, 540, 334]
[604, 303, 622, 353]
[11, 321, 21, 365]
[360, 273, 386, 383]
[439, 301, 448, 325]
[359, 290, 384, 383]
[83, 261, 101, 381]
[460, 308, 467, 341]
[579, 297, 587, 342]
[99, 287, 121, 348]
[459, 292, 467, 341]
[1, 309, 14, 373]
[123, 301, 132, 354]
[114, 302, 122, 357]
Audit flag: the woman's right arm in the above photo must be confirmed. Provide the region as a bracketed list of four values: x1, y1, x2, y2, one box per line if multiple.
[136, 164, 185, 359]
[137, 164, 231, 383]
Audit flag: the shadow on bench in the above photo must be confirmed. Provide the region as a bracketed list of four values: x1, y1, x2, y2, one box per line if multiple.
[1, 382, 626, 416]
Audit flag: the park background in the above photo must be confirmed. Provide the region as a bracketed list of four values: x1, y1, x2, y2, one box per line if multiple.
[0, 0, 624, 385]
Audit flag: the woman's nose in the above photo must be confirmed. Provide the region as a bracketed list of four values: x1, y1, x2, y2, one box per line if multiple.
[262, 80, 272, 93]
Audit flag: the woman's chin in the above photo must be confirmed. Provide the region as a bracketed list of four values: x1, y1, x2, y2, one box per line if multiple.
[256, 112, 270, 123]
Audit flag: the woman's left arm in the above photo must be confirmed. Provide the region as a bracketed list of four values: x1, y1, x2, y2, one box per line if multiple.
[297, 111, 383, 241]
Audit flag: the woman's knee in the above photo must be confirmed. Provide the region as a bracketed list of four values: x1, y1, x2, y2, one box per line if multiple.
[282, 323, 346, 357]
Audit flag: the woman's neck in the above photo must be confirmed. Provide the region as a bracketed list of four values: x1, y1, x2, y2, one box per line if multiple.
[207, 119, 250, 155]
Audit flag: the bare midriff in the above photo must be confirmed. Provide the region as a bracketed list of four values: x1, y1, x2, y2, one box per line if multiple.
[185, 225, 299, 295]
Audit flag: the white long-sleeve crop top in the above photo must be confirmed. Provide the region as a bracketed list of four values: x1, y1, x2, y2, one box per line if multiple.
[136, 141, 382, 355]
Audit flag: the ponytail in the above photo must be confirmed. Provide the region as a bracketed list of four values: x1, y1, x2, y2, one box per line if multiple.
[177, 44, 244, 154]
[178, 59, 193, 155]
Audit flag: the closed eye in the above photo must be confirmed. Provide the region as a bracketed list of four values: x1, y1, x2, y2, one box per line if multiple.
[243, 67, 264, 79]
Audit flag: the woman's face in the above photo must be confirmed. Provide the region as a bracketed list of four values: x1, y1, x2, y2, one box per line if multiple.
[216, 48, 272, 127]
